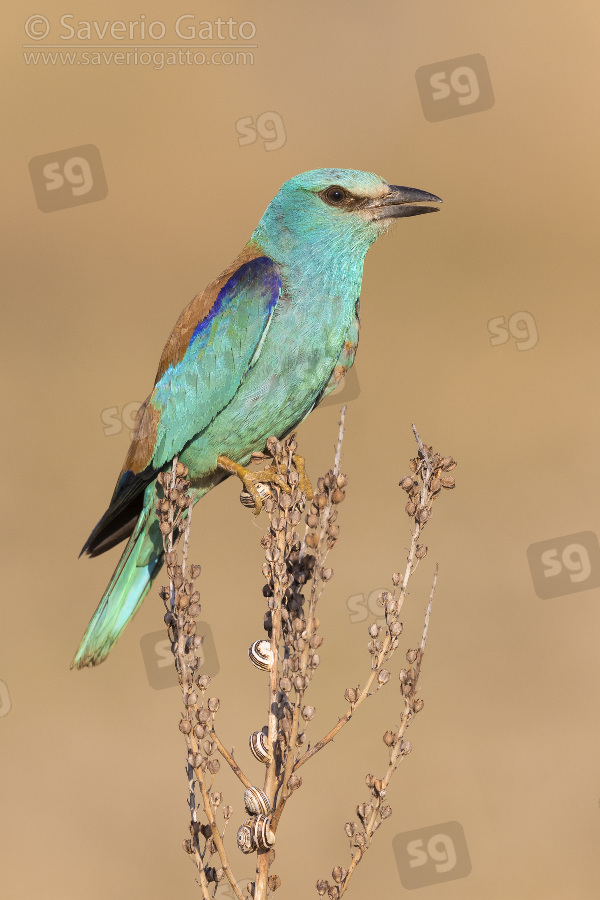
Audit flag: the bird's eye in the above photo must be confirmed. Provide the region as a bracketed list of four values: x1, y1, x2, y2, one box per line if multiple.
[322, 186, 349, 206]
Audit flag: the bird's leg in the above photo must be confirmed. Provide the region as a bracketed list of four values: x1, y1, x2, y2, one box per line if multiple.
[217, 454, 290, 515]
[292, 453, 313, 501]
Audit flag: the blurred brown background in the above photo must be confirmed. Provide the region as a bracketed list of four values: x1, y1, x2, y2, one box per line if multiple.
[3, 1, 600, 897]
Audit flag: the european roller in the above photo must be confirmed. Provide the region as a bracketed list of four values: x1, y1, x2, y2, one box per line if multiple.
[73, 168, 441, 668]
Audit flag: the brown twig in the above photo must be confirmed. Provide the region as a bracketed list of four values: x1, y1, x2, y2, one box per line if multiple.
[155, 418, 456, 900]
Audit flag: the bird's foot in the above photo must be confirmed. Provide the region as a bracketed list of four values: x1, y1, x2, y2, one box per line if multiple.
[217, 455, 291, 515]
[292, 453, 313, 501]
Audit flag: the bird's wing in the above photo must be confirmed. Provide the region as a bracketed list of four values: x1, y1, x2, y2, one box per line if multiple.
[150, 249, 280, 469]
[81, 244, 281, 557]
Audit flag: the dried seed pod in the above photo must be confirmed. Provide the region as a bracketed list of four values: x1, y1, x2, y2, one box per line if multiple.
[344, 687, 357, 704]
[248, 640, 274, 671]
[301, 705, 315, 721]
[440, 475, 456, 488]
[383, 730, 397, 747]
[356, 803, 373, 822]
[287, 774, 302, 792]
[331, 488, 345, 503]
[240, 482, 272, 508]
[413, 698, 424, 712]
[268, 874, 282, 891]
[244, 786, 271, 816]
[249, 730, 272, 764]
[400, 740, 412, 755]
[406, 649, 418, 664]
[377, 669, 391, 685]
[344, 822, 356, 837]
[399, 476, 413, 491]
[380, 805, 392, 819]
[316, 879, 328, 895]
[332, 866, 344, 884]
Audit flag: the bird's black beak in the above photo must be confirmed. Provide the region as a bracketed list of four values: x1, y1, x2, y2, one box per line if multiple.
[364, 185, 443, 219]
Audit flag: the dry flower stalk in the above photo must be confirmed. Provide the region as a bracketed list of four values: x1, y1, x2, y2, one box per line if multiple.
[156, 410, 457, 899]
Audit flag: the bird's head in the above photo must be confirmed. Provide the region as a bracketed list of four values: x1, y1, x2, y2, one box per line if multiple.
[252, 168, 442, 269]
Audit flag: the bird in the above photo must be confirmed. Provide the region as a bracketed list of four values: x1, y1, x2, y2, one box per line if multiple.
[72, 168, 441, 669]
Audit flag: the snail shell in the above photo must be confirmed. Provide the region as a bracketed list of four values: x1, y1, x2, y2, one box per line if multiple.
[244, 786, 271, 816]
[236, 815, 275, 853]
[236, 818, 255, 854]
[248, 640, 273, 671]
[251, 814, 275, 850]
[249, 730, 272, 764]
[240, 483, 271, 508]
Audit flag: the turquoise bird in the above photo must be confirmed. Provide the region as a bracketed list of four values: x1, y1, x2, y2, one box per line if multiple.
[73, 168, 441, 668]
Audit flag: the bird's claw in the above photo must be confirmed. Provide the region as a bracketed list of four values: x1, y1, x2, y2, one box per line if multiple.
[292, 453, 313, 501]
[217, 455, 290, 515]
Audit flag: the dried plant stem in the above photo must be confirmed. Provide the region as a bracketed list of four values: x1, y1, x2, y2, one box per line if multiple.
[210, 731, 252, 789]
[336, 565, 438, 898]
[159, 461, 246, 900]
[295, 436, 429, 771]
[155, 414, 456, 900]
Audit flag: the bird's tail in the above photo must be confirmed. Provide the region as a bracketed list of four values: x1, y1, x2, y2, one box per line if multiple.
[71, 505, 163, 669]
